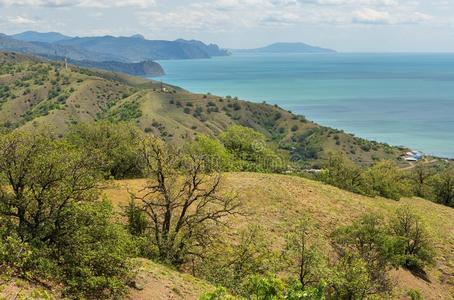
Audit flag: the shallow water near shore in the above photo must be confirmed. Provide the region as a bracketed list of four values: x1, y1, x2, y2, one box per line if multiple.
[157, 53, 454, 158]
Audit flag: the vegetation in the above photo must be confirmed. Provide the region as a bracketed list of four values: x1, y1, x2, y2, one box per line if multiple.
[0, 52, 452, 299]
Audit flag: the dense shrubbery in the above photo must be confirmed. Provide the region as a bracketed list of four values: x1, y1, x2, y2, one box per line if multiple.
[0, 131, 134, 298]
[68, 121, 145, 179]
[319, 153, 412, 201]
[220, 125, 284, 172]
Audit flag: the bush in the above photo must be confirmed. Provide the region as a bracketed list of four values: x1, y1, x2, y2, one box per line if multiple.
[360, 161, 411, 200]
[220, 125, 284, 172]
[185, 134, 235, 172]
[390, 207, 435, 270]
[52, 201, 134, 298]
[68, 121, 145, 179]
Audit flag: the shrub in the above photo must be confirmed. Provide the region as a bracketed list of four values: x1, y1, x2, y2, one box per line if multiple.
[68, 121, 145, 179]
[220, 125, 284, 172]
[360, 161, 411, 200]
[390, 207, 435, 270]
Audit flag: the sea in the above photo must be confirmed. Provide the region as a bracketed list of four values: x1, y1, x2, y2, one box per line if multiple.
[157, 53, 454, 158]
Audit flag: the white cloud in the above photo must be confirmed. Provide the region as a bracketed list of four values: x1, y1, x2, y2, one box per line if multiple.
[0, 0, 156, 7]
[353, 7, 432, 24]
[7, 15, 39, 25]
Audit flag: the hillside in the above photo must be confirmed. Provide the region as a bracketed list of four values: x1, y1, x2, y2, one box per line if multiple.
[104, 173, 454, 299]
[233, 42, 336, 54]
[0, 51, 405, 167]
[11, 31, 72, 43]
[55, 36, 229, 61]
[0, 258, 214, 299]
[3, 173, 451, 299]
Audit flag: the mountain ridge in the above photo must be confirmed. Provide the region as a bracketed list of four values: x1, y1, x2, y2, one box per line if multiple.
[233, 42, 336, 54]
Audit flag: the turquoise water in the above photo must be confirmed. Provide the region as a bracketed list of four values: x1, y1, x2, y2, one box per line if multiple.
[157, 53, 454, 158]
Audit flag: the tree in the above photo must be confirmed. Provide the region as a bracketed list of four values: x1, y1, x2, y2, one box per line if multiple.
[283, 216, 325, 290]
[429, 167, 454, 207]
[132, 136, 239, 265]
[361, 160, 411, 200]
[331, 254, 373, 300]
[0, 131, 100, 243]
[185, 134, 235, 172]
[332, 214, 395, 295]
[390, 206, 435, 270]
[68, 121, 145, 179]
[410, 163, 435, 198]
[220, 125, 284, 172]
[319, 153, 363, 193]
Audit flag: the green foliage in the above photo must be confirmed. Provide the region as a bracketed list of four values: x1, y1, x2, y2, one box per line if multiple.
[0, 131, 134, 298]
[332, 214, 396, 295]
[199, 226, 276, 294]
[105, 101, 142, 122]
[0, 131, 100, 243]
[68, 121, 145, 179]
[242, 275, 285, 300]
[130, 136, 239, 266]
[360, 160, 411, 200]
[52, 201, 134, 298]
[390, 207, 435, 270]
[407, 289, 424, 300]
[282, 216, 325, 290]
[330, 254, 373, 299]
[186, 134, 236, 172]
[428, 167, 454, 207]
[319, 153, 363, 193]
[220, 125, 284, 172]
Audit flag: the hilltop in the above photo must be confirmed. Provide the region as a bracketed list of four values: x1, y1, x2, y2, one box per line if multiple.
[232, 42, 336, 54]
[0, 51, 404, 167]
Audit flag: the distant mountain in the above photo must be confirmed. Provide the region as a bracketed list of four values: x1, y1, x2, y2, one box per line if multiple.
[233, 42, 336, 54]
[67, 59, 165, 77]
[55, 36, 229, 61]
[12, 31, 72, 43]
[0, 34, 125, 62]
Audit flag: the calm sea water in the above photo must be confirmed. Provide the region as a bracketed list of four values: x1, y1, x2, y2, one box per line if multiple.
[157, 53, 454, 158]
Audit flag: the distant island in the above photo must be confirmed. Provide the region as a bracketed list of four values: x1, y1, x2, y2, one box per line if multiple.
[232, 42, 336, 54]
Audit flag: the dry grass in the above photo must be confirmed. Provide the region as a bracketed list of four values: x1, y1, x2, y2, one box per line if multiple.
[103, 172, 454, 300]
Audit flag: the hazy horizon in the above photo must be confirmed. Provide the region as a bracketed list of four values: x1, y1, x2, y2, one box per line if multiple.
[1, 0, 454, 52]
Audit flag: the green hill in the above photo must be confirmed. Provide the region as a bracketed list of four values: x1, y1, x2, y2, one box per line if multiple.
[0, 51, 405, 168]
[105, 173, 454, 299]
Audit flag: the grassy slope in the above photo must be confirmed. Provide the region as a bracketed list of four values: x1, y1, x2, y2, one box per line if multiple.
[0, 51, 405, 167]
[0, 259, 214, 300]
[104, 173, 454, 300]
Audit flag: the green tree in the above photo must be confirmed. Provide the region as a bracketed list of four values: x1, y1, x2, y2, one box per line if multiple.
[283, 216, 325, 290]
[361, 161, 410, 200]
[428, 167, 454, 207]
[332, 214, 396, 295]
[330, 254, 373, 300]
[68, 121, 145, 179]
[132, 136, 239, 265]
[0, 131, 100, 243]
[319, 153, 363, 193]
[220, 125, 284, 172]
[186, 134, 235, 172]
[390, 206, 435, 270]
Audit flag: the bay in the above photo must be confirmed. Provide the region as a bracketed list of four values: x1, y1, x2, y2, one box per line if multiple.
[157, 53, 454, 158]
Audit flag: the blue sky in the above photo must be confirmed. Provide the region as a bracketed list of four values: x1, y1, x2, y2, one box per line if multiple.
[1, 0, 453, 52]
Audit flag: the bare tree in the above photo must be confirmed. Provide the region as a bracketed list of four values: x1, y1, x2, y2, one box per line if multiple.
[133, 137, 239, 265]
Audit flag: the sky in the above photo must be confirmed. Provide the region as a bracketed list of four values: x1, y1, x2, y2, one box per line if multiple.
[0, 0, 453, 52]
